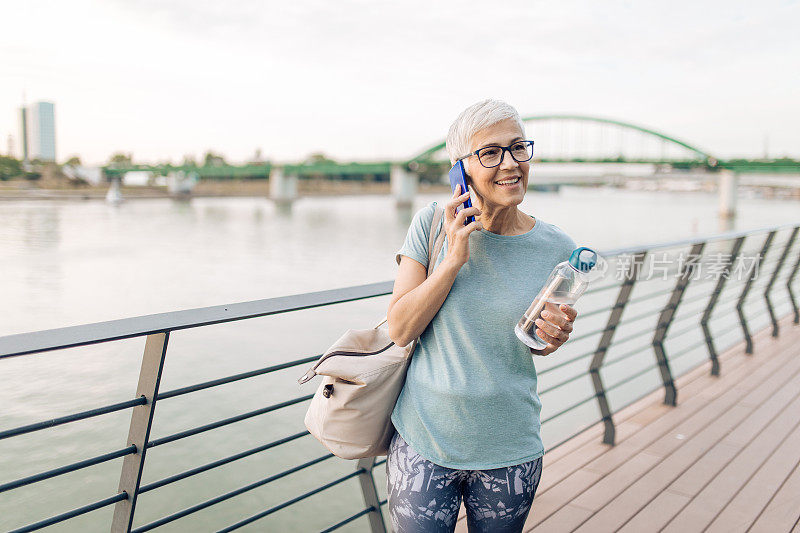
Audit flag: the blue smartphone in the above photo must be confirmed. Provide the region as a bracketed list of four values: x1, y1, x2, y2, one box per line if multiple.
[448, 160, 475, 225]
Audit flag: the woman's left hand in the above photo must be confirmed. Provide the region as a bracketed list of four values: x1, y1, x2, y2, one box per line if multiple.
[530, 304, 578, 356]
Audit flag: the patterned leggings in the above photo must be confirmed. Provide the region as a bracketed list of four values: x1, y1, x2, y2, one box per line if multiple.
[386, 432, 542, 533]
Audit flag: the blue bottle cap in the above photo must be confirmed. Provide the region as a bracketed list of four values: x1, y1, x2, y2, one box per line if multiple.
[569, 247, 598, 273]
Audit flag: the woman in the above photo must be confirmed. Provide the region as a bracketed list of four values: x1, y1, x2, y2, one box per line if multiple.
[386, 99, 578, 532]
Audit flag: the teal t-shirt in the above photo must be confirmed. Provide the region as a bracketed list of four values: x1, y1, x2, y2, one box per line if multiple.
[391, 202, 576, 470]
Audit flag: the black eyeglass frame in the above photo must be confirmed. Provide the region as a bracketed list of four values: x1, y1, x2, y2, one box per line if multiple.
[457, 140, 535, 169]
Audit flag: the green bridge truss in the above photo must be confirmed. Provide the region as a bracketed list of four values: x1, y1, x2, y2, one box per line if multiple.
[103, 115, 799, 178]
[411, 114, 715, 163]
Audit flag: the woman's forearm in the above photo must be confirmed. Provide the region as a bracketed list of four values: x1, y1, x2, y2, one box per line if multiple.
[387, 258, 462, 346]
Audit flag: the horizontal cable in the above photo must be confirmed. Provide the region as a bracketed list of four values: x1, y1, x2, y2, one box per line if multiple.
[9, 492, 128, 533]
[157, 356, 319, 400]
[711, 274, 793, 309]
[0, 396, 146, 440]
[602, 341, 652, 368]
[565, 323, 608, 343]
[374, 457, 387, 468]
[668, 338, 709, 363]
[0, 445, 136, 494]
[539, 370, 590, 396]
[713, 321, 745, 338]
[712, 289, 789, 318]
[147, 394, 313, 448]
[605, 363, 657, 393]
[546, 306, 795, 455]
[379, 498, 388, 506]
[625, 286, 676, 306]
[612, 304, 664, 328]
[666, 307, 711, 329]
[584, 282, 621, 296]
[541, 298, 722, 378]
[599, 380, 666, 428]
[544, 415, 604, 455]
[570, 302, 671, 345]
[572, 304, 613, 321]
[140, 430, 310, 493]
[593, 225, 796, 258]
[537, 349, 594, 377]
[606, 323, 657, 348]
[676, 288, 718, 307]
[217, 469, 365, 532]
[712, 292, 746, 308]
[541, 393, 597, 425]
[132, 453, 336, 532]
[665, 322, 701, 340]
[320, 506, 375, 533]
[542, 302, 732, 393]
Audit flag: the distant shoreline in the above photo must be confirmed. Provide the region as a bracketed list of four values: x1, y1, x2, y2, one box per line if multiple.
[0, 180, 452, 202]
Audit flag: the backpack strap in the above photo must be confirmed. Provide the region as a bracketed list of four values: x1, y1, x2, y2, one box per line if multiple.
[426, 205, 446, 277]
[374, 205, 446, 330]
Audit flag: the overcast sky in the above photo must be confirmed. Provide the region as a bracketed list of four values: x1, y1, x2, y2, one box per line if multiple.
[2, 0, 798, 165]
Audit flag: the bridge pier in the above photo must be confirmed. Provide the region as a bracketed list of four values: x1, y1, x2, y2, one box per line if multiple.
[269, 166, 297, 205]
[391, 164, 418, 208]
[718, 170, 738, 218]
[105, 175, 123, 205]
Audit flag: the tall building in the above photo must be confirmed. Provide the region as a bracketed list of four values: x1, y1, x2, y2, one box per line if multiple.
[27, 101, 56, 162]
[19, 106, 29, 160]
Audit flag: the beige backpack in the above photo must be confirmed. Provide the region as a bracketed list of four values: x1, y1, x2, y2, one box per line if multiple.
[298, 206, 446, 459]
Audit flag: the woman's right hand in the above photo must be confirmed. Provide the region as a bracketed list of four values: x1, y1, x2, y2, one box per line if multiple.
[443, 184, 483, 268]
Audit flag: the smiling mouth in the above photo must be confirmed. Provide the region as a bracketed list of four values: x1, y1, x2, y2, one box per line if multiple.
[495, 177, 521, 186]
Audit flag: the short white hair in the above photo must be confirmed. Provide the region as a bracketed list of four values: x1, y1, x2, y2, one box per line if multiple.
[445, 99, 525, 166]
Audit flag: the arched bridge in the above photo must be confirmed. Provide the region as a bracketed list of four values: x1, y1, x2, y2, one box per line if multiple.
[411, 114, 717, 168]
[102, 115, 800, 185]
[103, 114, 800, 203]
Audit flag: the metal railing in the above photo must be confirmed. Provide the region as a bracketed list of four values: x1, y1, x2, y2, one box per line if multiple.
[1, 222, 799, 532]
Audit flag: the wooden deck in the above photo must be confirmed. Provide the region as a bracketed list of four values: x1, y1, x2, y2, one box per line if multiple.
[455, 314, 800, 533]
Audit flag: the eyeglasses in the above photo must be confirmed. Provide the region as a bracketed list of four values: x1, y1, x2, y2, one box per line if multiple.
[459, 140, 534, 168]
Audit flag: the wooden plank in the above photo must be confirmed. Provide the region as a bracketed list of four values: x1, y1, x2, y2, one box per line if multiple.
[538, 404, 683, 498]
[665, 442, 741, 497]
[540, 310, 776, 468]
[524, 469, 601, 527]
[528, 503, 594, 533]
[662, 390, 800, 532]
[669, 365, 800, 497]
[749, 462, 800, 533]
[574, 352, 800, 532]
[536, 315, 779, 489]
[581, 338, 790, 477]
[707, 420, 800, 532]
[617, 490, 690, 533]
[523, 323, 797, 529]
[564, 344, 800, 532]
[571, 452, 664, 512]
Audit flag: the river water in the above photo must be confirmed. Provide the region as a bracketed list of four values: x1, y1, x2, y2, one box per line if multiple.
[1, 187, 798, 531]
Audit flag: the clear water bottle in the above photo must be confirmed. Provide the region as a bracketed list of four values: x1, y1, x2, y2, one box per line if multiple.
[515, 247, 598, 352]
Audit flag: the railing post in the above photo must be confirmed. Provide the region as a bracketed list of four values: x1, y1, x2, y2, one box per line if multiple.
[652, 242, 705, 406]
[765, 227, 799, 337]
[356, 457, 387, 533]
[737, 231, 776, 354]
[788, 239, 800, 325]
[701, 237, 744, 376]
[111, 332, 169, 532]
[590, 251, 646, 445]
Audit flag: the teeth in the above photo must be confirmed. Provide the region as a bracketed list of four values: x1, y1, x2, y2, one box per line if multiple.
[497, 177, 520, 185]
